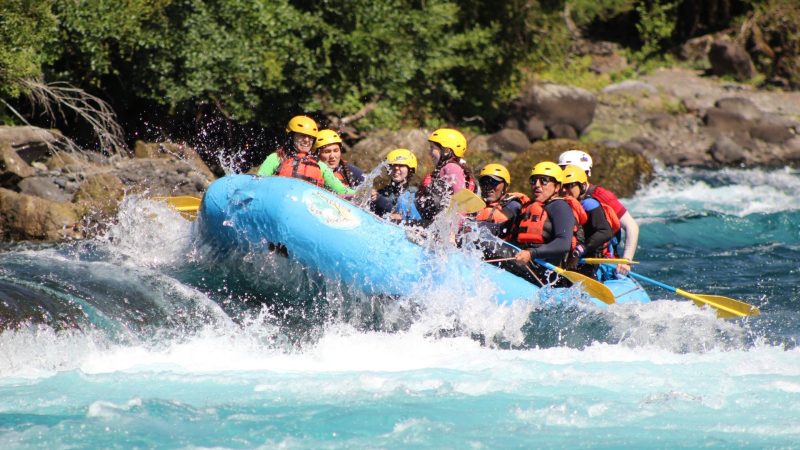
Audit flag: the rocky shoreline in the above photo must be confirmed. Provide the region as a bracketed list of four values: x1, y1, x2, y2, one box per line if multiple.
[2, 69, 798, 243]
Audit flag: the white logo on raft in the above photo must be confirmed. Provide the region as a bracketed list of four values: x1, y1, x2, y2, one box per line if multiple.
[303, 190, 361, 229]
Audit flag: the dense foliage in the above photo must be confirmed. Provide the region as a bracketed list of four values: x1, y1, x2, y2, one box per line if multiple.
[0, 0, 794, 148]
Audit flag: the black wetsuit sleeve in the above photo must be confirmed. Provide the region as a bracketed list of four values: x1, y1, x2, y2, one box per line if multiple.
[584, 206, 613, 256]
[530, 200, 575, 260]
[348, 163, 365, 187]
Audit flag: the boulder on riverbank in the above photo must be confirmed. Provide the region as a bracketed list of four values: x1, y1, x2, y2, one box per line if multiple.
[0, 128, 215, 242]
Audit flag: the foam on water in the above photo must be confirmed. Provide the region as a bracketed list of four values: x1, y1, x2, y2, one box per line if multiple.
[627, 167, 800, 220]
[2, 168, 799, 447]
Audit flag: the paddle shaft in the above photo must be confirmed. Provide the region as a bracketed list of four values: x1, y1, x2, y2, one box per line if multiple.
[623, 269, 759, 318]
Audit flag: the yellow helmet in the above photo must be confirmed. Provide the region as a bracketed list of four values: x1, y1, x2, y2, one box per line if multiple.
[385, 148, 418, 171]
[428, 128, 467, 157]
[530, 161, 564, 183]
[286, 115, 318, 136]
[561, 165, 588, 185]
[313, 129, 343, 151]
[479, 163, 511, 185]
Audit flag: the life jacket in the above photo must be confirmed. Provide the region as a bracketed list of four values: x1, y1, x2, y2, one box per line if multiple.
[476, 192, 529, 223]
[585, 186, 621, 234]
[476, 193, 529, 240]
[585, 185, 622, 257]
[517, 197, 581, 252]
[395, 188, 422, 221]
[516, 201, 549, 245]
[276, 151, 324, 187]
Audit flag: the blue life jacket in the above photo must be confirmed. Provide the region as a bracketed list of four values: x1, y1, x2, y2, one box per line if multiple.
[395, 189, 422, 221]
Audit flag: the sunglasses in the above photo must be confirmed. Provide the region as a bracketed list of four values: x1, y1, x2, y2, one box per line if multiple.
[479, 177, 503, 189]
[530, 176, 556, 186]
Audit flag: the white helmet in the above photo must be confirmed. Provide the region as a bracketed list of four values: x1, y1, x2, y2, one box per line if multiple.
[558, 150, 593, 176]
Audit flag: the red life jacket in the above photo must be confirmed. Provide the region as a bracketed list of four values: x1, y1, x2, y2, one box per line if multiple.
[516, 201, 549, 245]
[476, 192, 530, 223]
[276, 151, 324, 187]
[517, 197, 581, 251]
[584, 186, 622, 257]
[476, 193, 530, 240]
[586, 186, 621, 234]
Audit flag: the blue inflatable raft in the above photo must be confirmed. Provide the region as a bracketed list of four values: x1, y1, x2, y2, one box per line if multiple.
[196, 175, 650, 307]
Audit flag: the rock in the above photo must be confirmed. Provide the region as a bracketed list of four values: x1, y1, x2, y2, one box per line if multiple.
[708, 40, 755, 81]
[18, 177, 72, 203]
[1, 143, 35, 189]
[519, 83, 596, 134]
[601, 80, 658, 96]
[714, 97, 762, 121]
[590, 53, 628, 74]
[73, 173, 126, 221]
[709, 136, 747, 165]
[45, 151, 92, 173]
[547, 123, 578, 140]
[679, 34, 717, 63]
[524, 117, 547, 141]
[647, 113, 675, 130]
[134, 141, 216, 181]
[749, 115, 797, 144]
[0, 125, 63, 163]
[704, 107, 755, 133]
[487, 129, 530, 153]
[505, 139, 652, 198]
[0, 188, 81, 241]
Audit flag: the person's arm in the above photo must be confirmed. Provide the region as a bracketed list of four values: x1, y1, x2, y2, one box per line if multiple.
[617, 211, 639, 274]
[582, 199, 613, 256]
[256, 153, 281, 176]
[371, 189, 395, 216]
[348, 163, 365, 187]
[319, 162, 356, 195]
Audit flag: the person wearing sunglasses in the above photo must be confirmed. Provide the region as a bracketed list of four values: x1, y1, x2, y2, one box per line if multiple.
[558, 149, 639, 275]
[512, 162, 576, 280]
[474, 163, 527, 240]
[561, 165, 615, 277]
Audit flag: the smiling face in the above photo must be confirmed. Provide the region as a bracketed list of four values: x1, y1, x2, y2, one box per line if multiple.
[479, 176, 506, 202]
[293, 133, 315, 153]
[317, 144, 342, 169]
[530, 175, 559, 203]
[428, 142, 443, 166]
[389, 164, 410, 183]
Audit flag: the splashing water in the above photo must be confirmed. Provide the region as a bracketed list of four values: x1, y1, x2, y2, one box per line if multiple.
[1, 167, 799, 448]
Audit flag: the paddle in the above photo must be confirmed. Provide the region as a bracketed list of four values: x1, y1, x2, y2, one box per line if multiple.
[450, 189, 486, 214]
[152, 196, 201, 219]
[623, 270, 760, 318]
[581, 258, 639, 265]
[503, 242, 616, 305]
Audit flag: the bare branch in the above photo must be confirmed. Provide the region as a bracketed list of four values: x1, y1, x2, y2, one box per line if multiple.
[20, 78, 128, 155]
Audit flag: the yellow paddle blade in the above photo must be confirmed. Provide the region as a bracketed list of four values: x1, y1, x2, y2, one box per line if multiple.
[582, 258, 639, 265]
[449, 189, 486, 214]
[676, 289, 761, 318]
[152, 196, 201, 220]
[551, 266, 616, 305]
